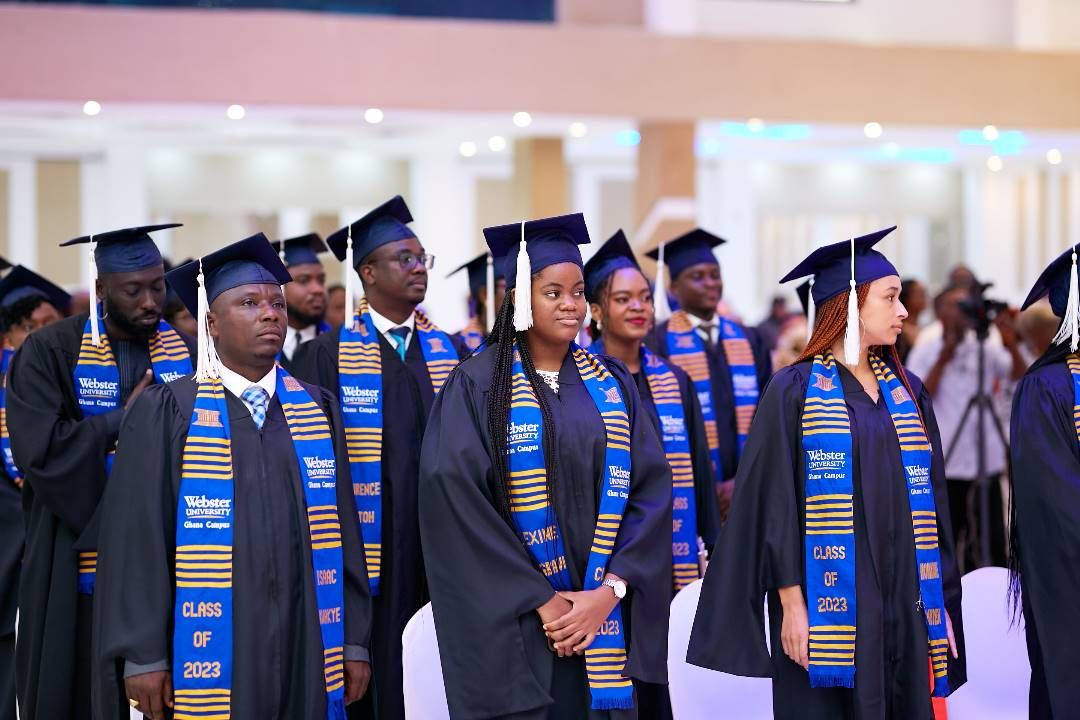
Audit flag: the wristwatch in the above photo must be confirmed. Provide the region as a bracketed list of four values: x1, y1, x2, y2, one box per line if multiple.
[602, 575, 627, 599]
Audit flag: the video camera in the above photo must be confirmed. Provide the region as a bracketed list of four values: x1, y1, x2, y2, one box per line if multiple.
[959, 281, 1009, 340]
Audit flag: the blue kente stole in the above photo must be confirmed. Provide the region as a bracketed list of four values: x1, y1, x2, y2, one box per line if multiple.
[459, 317, 485, 352]
[802, 352, 949, 695]
[1069, 354, 1080, 447]
[338, 298, 457, 595]
[0, 347, 22, 486]
[665, 311, 759, 477]
[73, 316, 191, 594]
[588, 339, 700, 592]
[508, 343, 634, 710]
[173, 369, 347, 720]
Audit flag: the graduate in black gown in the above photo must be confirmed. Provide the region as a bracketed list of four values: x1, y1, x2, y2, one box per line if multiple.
[449, 252, 506, 352]
[7, 225, 194, 720]
[687, 228, 967, 719]
[583, 230, 719, 720]
[273, 233, 331, 374]
[646, 229, 772, 520]
[291, 196, 466, 720]
[0, 265, 68, 720]
[1009, 245, 1080, 719]
[419, 214, 672, 719]
[93, 233, 372, 720]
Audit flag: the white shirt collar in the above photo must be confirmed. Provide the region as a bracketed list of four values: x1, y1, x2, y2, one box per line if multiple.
[365, 303, 415, 338]
[685, 312, 716, 329]
[281, 323, 319, 361]
[218, 362, 277, 400]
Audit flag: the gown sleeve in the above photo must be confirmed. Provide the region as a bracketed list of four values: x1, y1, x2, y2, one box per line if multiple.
[92, 383, 185, 719]
[1009, 369, 1079, 712]
[676, 366, 721, 550]
[317, 386, 373, 661]
[914, 376, 968, 691]
[686, 365, 806, 677]
[418, 366, 559, 719]
[7, 331, 122, 534]
[602, 360, 674, 686]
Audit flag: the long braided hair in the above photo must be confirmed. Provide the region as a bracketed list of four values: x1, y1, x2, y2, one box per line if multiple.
[483, 286, 565, 544]
[798, 283, 925, 427]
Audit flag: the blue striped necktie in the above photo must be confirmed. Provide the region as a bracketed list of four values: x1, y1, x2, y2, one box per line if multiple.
[241, 385, 270, 429]
[388, 326, 410, 362]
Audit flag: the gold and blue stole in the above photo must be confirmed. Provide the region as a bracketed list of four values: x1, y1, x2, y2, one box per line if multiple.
[0, 347, 22, 486]
[173, 369, 347, 720]
[665, 311, 759, 476]
[73, 316, 191, 594]
[1068, 354, 1080, 446]
[458, 317, 485, 352]
[507, 343, 634, 710]
[803, 352, 950, 696]
[588, 339, 700, 592]
[337, 297, 457, 595]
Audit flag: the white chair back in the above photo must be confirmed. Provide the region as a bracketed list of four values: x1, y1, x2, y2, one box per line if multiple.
[667, 579, 774, 719]
[402, 602, 452, 720]
[947, 566, 1029, 720]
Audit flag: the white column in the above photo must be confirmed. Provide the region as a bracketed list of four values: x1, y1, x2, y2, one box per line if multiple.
[5, 158, 37, 269]
[702, 158, 761, 322]
[1021, 169, 1042, 290]
[1045, 169, 1063, 270]
[900, 215, 932, 284]
[278, 207, 314, 239]
[408, 154, 478, 332]
[1067, 167, 1080, 255]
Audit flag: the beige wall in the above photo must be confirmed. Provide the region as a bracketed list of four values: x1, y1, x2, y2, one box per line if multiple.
[0, 171, 8, 259]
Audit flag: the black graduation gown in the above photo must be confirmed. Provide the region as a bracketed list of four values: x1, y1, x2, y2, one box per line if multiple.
[0, 468, 21, 720]
[1009, 356, 1080, 720]
[5, 313, 194, 720]
[686, 361, 967, 720]
[651, 319, 773, 482]
[418, 345, 673, 720]
[291, 324, 466, 720]
[92, 375, 373, 720]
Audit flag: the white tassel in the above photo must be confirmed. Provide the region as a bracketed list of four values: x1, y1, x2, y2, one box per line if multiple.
[843, 236, 860, 366]
[485, 253, 496, 332]
[88, 238, 101, 347]
[653, 240, 672, 323]
[512, 221, 533, 332]
[1052, 247, 1080, 352]
[195, 259, 222, 381]
[344, 227, 356, 330]
[805, 277, 816, 344]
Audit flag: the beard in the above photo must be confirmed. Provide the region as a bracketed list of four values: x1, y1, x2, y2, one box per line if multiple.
[102, 296, 160, 340]
[288, 306, 325, 329]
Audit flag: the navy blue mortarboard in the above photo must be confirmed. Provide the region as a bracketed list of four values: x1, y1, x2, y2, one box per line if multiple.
[583, 230, 642, 304]
[1022, 245, 1077, 316]
[327, 196, 416, 268]
[645, 228, 726, 281]
[60, 223, 177, 274]
[166, 232, 293, 316]
[0, 266, 70, 315]
[449, 252, 505, 298]
[483, 213, 591, 331]
[272, 233, 327, 268]
[167, 233, 293, 379]
[483, 214, 591, 289]
[0, 257, 13, 273]
[795, 279, 812, 316]
[779, 227, 899, 306]
[780, 226, 899, 362]
[1022, 244, 1080, 352]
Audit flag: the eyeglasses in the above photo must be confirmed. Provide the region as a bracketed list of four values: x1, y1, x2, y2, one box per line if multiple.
[374, 252, 435, 271]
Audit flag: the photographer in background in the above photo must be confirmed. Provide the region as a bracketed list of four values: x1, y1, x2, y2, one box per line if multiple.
[907, 283, 1027, 571]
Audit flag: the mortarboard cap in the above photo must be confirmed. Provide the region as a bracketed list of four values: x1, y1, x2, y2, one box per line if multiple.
[645, 228, 725, 281]
[0, 265, 71, 315]
[166, 232, 292, 381]
[272, 233, 327, 268]
[583, 230, 642, 304]
[326, 196, 415, 267]
[61, 223, 177, 274]
[1023, 243, 1080, 351]
[449, 252, 505, 299]
[483, 213, 591, 331]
